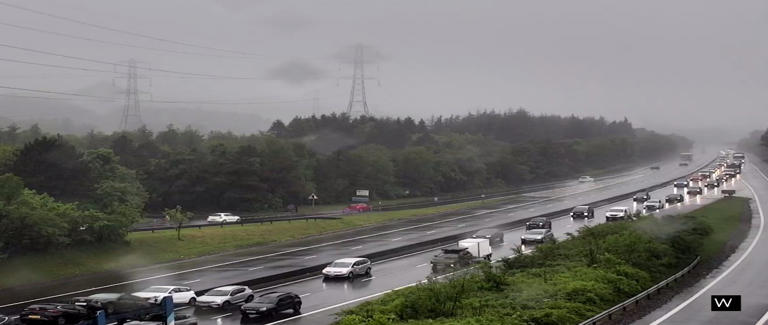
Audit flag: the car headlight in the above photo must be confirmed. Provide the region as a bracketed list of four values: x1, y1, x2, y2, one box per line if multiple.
[259, 307, 267, 311]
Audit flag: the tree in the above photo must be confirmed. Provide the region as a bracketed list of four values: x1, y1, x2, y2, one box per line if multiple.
[10, 136, 92, 201]
[164, 205, 192, 240]
[761, 128, 768, 149]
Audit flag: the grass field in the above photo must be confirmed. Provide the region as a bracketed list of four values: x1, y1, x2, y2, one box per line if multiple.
[0, 196, 515, 289]
[685, 197, 749, 260]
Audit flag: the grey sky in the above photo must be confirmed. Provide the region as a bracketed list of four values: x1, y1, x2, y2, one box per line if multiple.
[0, 0, 766, 139]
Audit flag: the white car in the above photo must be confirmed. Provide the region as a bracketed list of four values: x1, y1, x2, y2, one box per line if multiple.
[322, 258, 372, 279]
[196, 285, 253, 308]
[132, 286, 197, 305]
[578, 176, 594, 183]
[642, 200, 664, 211]
[605, 206, 630, 222]
[206, 213, 241, 223]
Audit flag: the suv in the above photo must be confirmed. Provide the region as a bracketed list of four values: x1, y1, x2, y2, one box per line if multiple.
[525, 217, 552, 230]
[570, 206, 595, 219]
[240, 292, 301, 319]
[605, 207, 630, 222]
[632, 192, 650, 202]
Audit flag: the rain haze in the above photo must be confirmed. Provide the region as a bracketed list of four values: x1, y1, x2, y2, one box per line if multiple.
[0, 0, 766, 141]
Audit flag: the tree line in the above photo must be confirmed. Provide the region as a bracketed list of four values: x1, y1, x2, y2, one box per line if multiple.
[0, 110, 690, 254]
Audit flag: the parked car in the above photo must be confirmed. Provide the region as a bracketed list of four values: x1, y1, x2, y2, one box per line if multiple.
[642, 200, 664, 211]
[673, 179, 689, 188]
[520, 229, 554, 244]
[343, 203, 372, 213]
[578, 176, 594, 183]
[687, 186, 703, 195]
[71, 293, 156, 316]
[570, 205, 595, 219]
[240, 292, 302, 319]
[322, 258, 372, 279]
[605, 207, 631, 222]
[196, 286, 254, 308]
[525, 217, 552, 230]
[471, 228, 504, 246]
[632, 191, 650, 202]
[665, 194, 684, 204]
[206, 213, 241, 223]
[132, 286, 197, 305]
[125, 313, 198, 325]
[20, 303, 89, 325]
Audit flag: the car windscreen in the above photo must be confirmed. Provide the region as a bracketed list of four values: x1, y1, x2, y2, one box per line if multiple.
[254, 296, 278, 304]
[526, 230, 545, 235]
[205, 290, 230, 296]
[608, 208, 625, 213]
[140, 287, 170, 293]
[329, 261, 352, 268]
[572, 206, 588, 212]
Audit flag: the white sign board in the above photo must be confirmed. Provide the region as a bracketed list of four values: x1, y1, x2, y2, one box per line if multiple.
[356, 189, 370, 197]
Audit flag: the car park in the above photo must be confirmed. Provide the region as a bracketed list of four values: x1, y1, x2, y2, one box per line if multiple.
[240, 292, 302, 320]
[520, 229, 554, 244]
[570, 205, 595, 219]
[605, 207, 630, 222]
[686, 186, 703, 195]
[343, 203, 372, 213]
[471, 228, 504, 246]
[71, 293, 155, 315]
[20, 303, 90, 325]
[196, 286, 254, 308]
[206, 213, 241, 223]
[632, 191, 650, 202]
[578, 176, 594, 182]
[525, 217, 552, 230]
[642, 200, 664, 211]
[322, 257, 372, 279]
[132, 286, 197, 305]
[673, 179, 689, 188]
[665, 194, 684, 204]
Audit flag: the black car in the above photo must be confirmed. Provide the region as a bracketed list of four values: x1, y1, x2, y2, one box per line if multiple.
[687, 186, 703, 195]
[72, 293, 156, 316]
[240, 292, 301, 319]
[632, 191, 650, 202]
[665, 194, 684, 204]
[650, 166, 661, 170]
[678, 162, 689, 166]
[673, 180, 689, 188]
[570, 205, 594, 219]
[525, 217, 552, 230]
[20, 303, 90, 325]
[706, 179, 720, 188]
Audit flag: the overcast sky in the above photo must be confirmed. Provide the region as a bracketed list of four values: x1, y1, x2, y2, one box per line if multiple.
[0, 0, 766, 139]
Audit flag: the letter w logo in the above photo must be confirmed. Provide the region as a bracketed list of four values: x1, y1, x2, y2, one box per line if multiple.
[711, 295, 741, 311]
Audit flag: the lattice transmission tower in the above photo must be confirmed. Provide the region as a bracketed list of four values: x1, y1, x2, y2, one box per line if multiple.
[342, 44, 379, 116]
[114, 59, 151, 130]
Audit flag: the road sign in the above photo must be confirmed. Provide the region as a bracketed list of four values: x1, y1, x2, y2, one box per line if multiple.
[308, 193, 318, 200]
[356, 189, 370, 197]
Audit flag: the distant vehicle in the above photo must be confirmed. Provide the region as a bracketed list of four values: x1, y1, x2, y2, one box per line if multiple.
[726, 163, 743, 173]
[578, 176, 594, 183]
[431, 239, 491, 272]
[321, 258, 372, 279]
[343, 203, 372, 213]
[650, 166, 661, 170]
[605, 207, 631, 222]
[471, 228, 504, 246]
[673, 179, 689, 188]
[206, 213, 241, 223]
[686, 186, 703, 195]
[706, 179, 720, 188]
[132, 286, 197, 305]
[688, 174, 702, 182]
[19, 303, 89, 325]
[680, 152, 694, 162]
[196, 286, 254, 308]
[240, 292, 302, 320]
[665, 194, 684, 204]
[679, 162, 689, 167]
[632, 191, 651, 202]
[723, 169, 738, 178]
[643, 200, 664, 211]
[698, 171, 711, 180]
[525, 217, 552, 230]
[520, 229, 555, 244]
[733, 152, 746, 161]
[570, 205, 595, 219]
[126, 313, 198, 325]
[71, 293, 155, 316]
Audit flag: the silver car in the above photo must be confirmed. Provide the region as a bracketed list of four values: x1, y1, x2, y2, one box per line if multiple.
[322, 258, 372, 279]
[195, 286, 253, 308]
[520, 229, 554, 244]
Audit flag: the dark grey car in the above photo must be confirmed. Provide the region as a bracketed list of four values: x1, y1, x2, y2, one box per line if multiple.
[471, 228, 504, 246]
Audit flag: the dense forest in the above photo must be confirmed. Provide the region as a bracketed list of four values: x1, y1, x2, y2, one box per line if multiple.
[0, 110, 690, 254]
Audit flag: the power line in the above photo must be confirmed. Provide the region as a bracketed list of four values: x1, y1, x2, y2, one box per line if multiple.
[0, 43, 267, 79]
[0, 21, 252, 59]
[0, 57, 115, 74]
[0, 1, 262, 57]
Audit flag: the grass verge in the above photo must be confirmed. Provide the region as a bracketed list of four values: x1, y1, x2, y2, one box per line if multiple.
[0, 196, 517, 289]
[336, 197, 749, 325]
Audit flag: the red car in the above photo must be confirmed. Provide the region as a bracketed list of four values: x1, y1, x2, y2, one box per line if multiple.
[343, 203, 372, 213]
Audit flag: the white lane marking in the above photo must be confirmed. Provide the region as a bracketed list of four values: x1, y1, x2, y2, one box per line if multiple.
[210, 313, 232, 319]
[299, 293, 312, 297]
[425, 230, 436, 234]
[248, 266, 264, 271]
[391, 237, 402, 241]
[415, 263, 428, 268]
[753, 165, 768, 325]
[0, 160, 685, 308]
[650, 173, 765, 324]
[174, 306, 191, 311]
[303, 255, 317, 260]
[350, 246, 363, 250]
[456, 224, 465, 228]
[361, 276, 376, 282]
[182, 279, 200, 284]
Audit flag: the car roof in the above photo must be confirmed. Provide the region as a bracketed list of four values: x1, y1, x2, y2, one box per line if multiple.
[609, 206, 628, 210]
[212, 285, 244, 290]
[333, 257, 366, 263]
[529, 217, 547, 221]
[258, 291, 293, 298]
[666, 193, 682, 196]
[89, 293, 122, 298]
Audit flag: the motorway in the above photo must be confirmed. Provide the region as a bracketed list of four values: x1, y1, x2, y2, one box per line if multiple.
[0, 150, 719, 324]
[636, 157, 768, 325]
